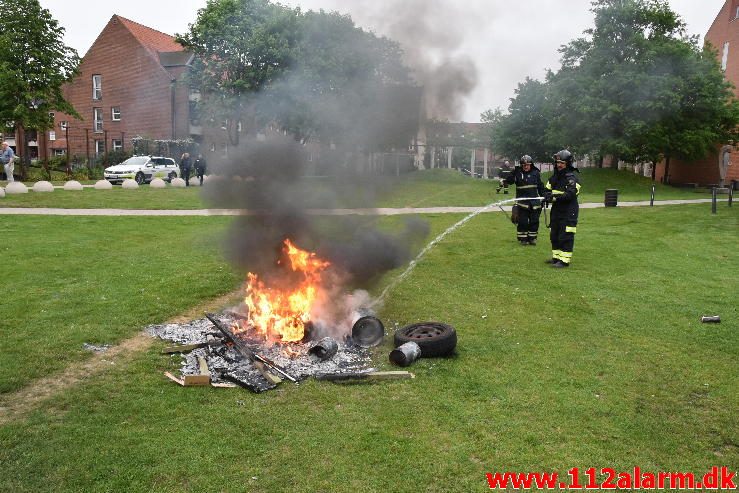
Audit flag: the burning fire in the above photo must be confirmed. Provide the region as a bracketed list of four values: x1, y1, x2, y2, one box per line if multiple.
[242, 239, 330, 343]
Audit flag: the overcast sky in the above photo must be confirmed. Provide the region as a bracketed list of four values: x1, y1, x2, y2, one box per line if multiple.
[39, 0, 726, 121]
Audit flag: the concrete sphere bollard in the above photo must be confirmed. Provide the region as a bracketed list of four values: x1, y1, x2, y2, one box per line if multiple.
[0, 187, 5, 198]
[94, 180, 113, 190]
[5, 182, 29, 194]
[122, 179, 139, 189]
[63, 180, 84, 191]
[189, 178, 201, 187]
[33, 181, 55, 192]
[171, 177, 186, 188]
[203, 175, 224, 189]
[150, 178, 167, 188]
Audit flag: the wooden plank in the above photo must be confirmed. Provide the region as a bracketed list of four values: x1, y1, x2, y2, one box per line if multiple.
[211, 382, 238, 388]
[197, 356, 210, 377]
[182, 374, 211, 386]
[161, 343, 206, 354]
[254, 361, 282, 385]
[315, 371, 415, 382]
[164, 371, 185, 386]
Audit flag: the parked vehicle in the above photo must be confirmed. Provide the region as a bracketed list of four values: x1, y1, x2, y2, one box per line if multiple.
[104, 156, 179, 185]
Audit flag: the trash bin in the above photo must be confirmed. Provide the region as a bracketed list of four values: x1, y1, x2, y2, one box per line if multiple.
[604, 189, 618, 207]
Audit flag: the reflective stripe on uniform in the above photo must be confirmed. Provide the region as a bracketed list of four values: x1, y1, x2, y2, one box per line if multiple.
[552, 249, 563, 260]
[545, 182, 552, 190]
[552, 190, 565, 195]
[575, 183, 581, 195]
[517, 184, 537, 189]
[565, 226, 577, 233]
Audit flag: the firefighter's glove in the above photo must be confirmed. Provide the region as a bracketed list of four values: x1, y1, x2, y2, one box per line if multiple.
[543, 191, 554, 204]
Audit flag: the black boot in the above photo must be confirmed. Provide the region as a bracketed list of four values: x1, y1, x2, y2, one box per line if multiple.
[552, 260, 570, 268]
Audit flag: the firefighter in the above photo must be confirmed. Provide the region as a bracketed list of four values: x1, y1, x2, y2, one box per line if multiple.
[543, 149, 581, 267]
[502, 155, 545, 245]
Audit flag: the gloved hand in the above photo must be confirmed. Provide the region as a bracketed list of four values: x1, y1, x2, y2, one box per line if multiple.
[543, 191, 553, 204]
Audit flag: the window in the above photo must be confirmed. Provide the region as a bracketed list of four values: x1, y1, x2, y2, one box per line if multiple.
[221, 120, 228, 130]
[112, 139, 123, 151]
[189, 100, 200, 125]
[111, 107, 121, 121]
[92, 75, 102, 100]
[95, 140, 104, 155]
[237, 121, 243, 132]
[49, 131, 56, 141]
[735, 6, 739, 20]
[60, 121, 68, 130]
[722, 42, 730, 71]
[93, 107, 103, 132]
[54, 149, 66, 156]
[209, 143, 216, 152]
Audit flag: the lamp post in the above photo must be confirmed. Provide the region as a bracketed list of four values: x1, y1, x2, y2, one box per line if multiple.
[61, 121, 71, 177]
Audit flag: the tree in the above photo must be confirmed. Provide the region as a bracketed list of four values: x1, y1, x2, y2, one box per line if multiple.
[179, 3, 413, 157]
[552, 0, 739, 170]
[487, 0, 739, 175]
[0, 0, 80, 179]
[261, 9, 412, 151]
[176, 0, 302, 145]
[483, 77, 557, 163]
[630, 40, 739, 180]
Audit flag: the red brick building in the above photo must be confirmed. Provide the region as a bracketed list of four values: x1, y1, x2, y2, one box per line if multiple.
[655, 0, 739, 187]
[43, 15, 193, 163]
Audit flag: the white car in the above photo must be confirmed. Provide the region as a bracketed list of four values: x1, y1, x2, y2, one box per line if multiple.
[104, 156, 180, 185]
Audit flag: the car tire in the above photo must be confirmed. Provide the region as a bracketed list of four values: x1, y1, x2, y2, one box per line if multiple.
[394, 322, 457, 357]
[168, 172, 177, 182]
[135, 172, 145, 185]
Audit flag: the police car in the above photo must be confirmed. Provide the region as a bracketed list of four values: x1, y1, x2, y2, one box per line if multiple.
[104, 156, 180, 185]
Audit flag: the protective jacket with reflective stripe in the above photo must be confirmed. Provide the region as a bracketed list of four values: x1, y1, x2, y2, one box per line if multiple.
[545, 167, 580, 220]
[506, 166, 545, 208]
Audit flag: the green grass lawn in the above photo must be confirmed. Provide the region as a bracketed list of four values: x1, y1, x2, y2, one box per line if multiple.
[0, 174, 736, 492]
[0, 216, 240, 394]
[1, 168, 706, 209]
[0, 186, 205, 210]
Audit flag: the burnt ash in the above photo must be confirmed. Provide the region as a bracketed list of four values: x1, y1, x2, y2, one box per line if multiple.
[147, 313, 375, 393]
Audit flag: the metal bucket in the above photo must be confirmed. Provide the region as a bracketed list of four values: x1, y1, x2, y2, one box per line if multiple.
[351, 316, 385, 348]
[308, 337, 339, 360]
[389, 341, 421, 367]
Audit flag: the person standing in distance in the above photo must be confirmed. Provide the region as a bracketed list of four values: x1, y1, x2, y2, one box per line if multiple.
[180, 152, 192, 187]
[194, 154, 207, 186]
[1, 142, 15, 183]
[543, 150, 581, 268]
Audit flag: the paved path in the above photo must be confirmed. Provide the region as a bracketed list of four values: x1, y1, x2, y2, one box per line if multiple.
[0, 198, 725, 216]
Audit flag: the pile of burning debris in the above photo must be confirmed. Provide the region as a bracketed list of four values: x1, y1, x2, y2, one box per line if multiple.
[147, 312, 398, 392]
[147, 239, 457, 392]
[148, 312, 457, 393]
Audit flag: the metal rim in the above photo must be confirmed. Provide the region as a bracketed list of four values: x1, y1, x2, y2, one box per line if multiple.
[403, 323, 446, 339]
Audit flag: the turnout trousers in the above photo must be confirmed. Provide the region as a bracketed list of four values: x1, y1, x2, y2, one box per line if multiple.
[516, 206, 542, 243]
[549, 215, 577, 265]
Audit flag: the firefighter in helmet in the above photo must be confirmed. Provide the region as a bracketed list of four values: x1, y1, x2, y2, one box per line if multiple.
[502, 155, 545, 245]
[543, 149, 581, 267]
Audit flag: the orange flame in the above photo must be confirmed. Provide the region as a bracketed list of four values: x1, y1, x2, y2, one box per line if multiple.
[243, 239, 330, 342]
